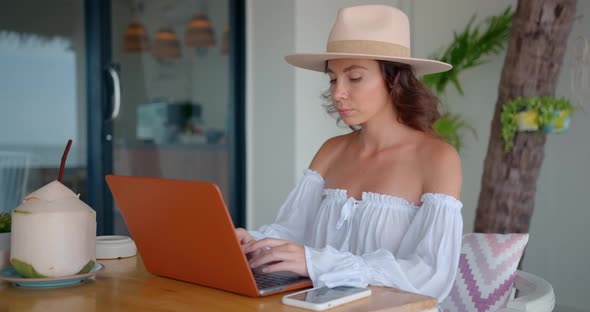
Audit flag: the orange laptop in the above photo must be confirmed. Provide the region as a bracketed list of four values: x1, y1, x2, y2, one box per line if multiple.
[105, 175, 312, 297]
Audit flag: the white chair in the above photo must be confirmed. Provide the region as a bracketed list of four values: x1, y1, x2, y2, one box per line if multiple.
[0, 151, 33, 213]
[498, 270, 555, 312]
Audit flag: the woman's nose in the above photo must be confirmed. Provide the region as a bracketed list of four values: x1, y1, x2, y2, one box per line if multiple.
[332, 81, 348, 100]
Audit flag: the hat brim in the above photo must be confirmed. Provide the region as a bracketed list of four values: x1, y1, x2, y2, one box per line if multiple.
[285, 53, 451, 76]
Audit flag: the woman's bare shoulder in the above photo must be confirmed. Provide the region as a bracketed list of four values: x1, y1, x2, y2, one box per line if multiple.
[419, 136, 462, 199]
[309, 133, 353, 175]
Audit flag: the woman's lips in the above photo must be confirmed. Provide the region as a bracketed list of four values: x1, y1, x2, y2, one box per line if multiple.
[338, 109, 353, 117]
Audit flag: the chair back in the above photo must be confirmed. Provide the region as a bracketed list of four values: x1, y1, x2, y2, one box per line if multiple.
[441, 233, 529, 312]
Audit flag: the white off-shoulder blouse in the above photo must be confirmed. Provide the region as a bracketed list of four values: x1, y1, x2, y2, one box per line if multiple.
[249, 169, 463, 302]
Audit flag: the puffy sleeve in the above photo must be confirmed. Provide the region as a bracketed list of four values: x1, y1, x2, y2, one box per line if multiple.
[304, 193, 463, 302]
[249, 169, 325, 244]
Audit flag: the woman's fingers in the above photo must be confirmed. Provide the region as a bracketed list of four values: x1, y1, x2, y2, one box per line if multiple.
[247, 242, 308, 276]
[235, 228, 252, 244]
[241, 237, 309, 277]
[242, 241, 253, 253]
[248, 243, 291, 268]
[235, 228, 256, 253]
[244, 237, 286, 253]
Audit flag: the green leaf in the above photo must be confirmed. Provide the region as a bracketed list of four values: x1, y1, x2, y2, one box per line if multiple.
[433, 113, 477, 152]
[421, 6, 513, 95]
[0, 212, 10, 233]
[450, 76, 464, 95]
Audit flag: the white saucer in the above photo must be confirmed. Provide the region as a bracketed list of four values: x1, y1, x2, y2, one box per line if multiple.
[96, 235, 137, 259]
[0, 262, 104, 288]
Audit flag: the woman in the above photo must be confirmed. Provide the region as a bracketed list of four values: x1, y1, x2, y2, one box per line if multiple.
[236, 4, 463, 303]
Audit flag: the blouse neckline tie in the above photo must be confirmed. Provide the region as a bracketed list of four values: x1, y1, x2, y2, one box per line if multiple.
[336, 197, 358, 229]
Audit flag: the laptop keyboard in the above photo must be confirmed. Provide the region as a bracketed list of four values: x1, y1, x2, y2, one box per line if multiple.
[253, 270, 309, 290]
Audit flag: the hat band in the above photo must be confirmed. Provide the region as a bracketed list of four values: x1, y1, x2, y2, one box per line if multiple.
[326, 40, 410, 58]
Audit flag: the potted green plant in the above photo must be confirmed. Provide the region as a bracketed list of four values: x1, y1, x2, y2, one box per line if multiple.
[502, 97, 540, 137]
[501, 96, 575, 152]
[538, 97, 574, 133]
[0, 212, 11, 269]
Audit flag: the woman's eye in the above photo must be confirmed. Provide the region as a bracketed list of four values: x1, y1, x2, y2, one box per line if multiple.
[350, 77, 362, 82]
[329, 79, 336, 85]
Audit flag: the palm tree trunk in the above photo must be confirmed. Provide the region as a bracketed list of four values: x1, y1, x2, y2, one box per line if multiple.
[474, 0, 577, 233]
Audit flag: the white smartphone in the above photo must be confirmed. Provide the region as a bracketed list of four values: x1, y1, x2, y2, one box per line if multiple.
[282, 286, 372, 311]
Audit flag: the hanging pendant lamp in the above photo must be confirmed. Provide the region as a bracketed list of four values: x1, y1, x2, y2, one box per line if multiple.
[185, 12, 216, 49]
[123, 19, 149, 52]
[151, 27, 182, 61]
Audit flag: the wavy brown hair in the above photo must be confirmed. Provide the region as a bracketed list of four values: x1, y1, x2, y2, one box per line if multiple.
[322, 60, 441, 135]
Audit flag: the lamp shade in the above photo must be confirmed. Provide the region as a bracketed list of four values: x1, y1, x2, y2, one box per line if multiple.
[123, 19, 149, 52]
[151, 27, 182, 60]
[185, 13, 215, 48]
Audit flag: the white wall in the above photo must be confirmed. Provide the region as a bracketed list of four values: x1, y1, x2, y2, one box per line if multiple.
[248, 1, 590, 310]
[247, 0, 296, 228]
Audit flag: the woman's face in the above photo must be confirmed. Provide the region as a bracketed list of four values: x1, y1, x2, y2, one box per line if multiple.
[326, 59, 392, 126]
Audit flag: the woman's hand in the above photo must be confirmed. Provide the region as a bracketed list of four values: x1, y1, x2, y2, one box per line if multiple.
[235, 228, 255, 253]
[245, 238, 309, 277]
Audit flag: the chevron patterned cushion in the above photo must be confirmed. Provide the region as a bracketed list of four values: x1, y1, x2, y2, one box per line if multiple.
[440, 233, 529, 312]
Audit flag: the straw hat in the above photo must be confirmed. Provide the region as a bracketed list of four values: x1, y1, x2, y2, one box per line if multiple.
[285, 5, 451, 75]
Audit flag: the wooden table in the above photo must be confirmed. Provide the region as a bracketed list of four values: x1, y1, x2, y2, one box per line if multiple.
[0, 256, 438, 311]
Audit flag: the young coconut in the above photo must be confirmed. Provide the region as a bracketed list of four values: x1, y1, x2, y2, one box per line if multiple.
[10, 140, 96, 277]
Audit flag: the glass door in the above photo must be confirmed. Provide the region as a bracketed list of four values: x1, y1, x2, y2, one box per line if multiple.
[106, 0, 245, 235]
[0, 1, 88, 214]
